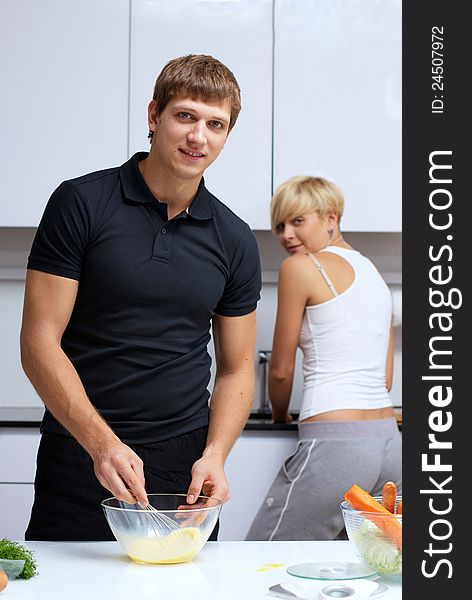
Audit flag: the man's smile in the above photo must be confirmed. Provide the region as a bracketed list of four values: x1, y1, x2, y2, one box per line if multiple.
[179, 148, 206, 160]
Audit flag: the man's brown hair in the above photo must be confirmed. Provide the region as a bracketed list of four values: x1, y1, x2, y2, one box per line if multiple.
[150, 54, 241, 139]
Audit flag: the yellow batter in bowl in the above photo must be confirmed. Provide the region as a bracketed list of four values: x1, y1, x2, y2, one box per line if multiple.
[118, 527, 203, 564]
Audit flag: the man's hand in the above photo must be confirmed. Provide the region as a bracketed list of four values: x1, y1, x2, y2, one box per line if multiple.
[92, 442, 148, 507]
[186, 454, 229, 505]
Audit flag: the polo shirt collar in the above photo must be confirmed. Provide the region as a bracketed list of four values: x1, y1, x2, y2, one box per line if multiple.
[120, 152, 214, 220]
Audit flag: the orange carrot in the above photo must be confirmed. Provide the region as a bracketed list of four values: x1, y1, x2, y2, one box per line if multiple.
[396, 500, 402, 514]
[382, 481, 397, 513]
[344, 484, 402, 551]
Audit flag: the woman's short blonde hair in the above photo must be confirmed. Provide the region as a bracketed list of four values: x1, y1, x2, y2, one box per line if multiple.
[270, 176, 345, 232]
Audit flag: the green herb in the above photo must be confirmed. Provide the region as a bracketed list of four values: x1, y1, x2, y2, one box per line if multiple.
[0, 538, 38, 579]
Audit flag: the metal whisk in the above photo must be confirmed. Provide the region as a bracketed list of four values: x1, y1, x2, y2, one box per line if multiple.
[141, 502, 182, 540]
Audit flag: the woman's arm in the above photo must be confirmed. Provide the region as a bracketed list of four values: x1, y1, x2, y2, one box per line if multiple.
[269, 257, 310, 422]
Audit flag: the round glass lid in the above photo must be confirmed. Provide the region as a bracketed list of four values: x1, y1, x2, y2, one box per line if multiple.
[286, 561, 378, 580]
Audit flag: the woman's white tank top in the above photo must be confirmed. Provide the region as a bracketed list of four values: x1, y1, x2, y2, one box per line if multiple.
[298, 246, 393, 420]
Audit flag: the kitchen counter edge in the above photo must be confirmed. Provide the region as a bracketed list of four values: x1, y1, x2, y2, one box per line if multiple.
[0, 408, 402, 431]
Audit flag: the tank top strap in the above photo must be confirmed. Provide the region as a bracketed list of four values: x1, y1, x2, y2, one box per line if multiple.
[307, 253, 338, 297]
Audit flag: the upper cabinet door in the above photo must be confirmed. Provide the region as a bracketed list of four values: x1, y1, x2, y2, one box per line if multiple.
[129, 0, 273, 230]
[0, 0, 129, 227]
[274, 0, 402, 231]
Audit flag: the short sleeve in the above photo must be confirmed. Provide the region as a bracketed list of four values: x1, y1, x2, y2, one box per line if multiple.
[215, 224, 262, 317]
[27, 181, 92, 280]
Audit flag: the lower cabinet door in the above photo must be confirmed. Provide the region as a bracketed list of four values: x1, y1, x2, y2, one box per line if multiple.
[219, 431, 297, 541]
[0, 483, 35, 540]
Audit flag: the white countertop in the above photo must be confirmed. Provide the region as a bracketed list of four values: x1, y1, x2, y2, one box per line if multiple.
[4, 540, 401, 599]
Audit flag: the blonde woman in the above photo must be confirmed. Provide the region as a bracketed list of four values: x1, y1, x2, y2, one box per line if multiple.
[246, 176, 401, 541]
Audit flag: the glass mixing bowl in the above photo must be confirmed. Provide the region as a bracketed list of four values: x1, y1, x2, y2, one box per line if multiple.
[340, 496, 402, 580]
[102, 493, 222, 564]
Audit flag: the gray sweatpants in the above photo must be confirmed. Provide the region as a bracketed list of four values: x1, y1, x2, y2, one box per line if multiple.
[245, 418, 402, 541]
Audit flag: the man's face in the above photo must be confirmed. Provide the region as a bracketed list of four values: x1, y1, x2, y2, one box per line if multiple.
[148, 96, 232, 182]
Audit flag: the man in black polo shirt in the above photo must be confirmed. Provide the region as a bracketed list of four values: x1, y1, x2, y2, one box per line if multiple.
[21, 54, 262, 541]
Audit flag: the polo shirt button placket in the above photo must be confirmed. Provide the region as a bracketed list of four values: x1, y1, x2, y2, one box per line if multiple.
[152, 223, 171, 263]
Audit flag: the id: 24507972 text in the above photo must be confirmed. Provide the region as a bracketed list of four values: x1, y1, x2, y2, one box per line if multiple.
[431, 26, 445, 114]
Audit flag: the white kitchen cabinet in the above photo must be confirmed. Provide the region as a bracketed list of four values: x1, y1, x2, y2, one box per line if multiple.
[273, 0, 402, 231]
[0, 428, 40, 481]
[0, 0, 129, 226]
[0, 428, 40, 540]
[129, 0, 273, 230]
[0, 484, 35, 540]
[219, 430, 297, 540]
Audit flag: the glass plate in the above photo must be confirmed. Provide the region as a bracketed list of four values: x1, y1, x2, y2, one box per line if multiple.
[286, 561, 378, 580]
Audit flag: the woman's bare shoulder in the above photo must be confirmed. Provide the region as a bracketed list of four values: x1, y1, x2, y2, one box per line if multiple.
[277, 255, 325, 298]
[280, 252, 315, 273]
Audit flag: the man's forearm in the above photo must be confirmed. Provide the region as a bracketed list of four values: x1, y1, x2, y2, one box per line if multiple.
[203, 368, 255, 461]
[21, 338, 119, 456]
[22, 339, 148, 504]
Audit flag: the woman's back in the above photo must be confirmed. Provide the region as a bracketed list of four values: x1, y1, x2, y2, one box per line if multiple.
[299, 246, 392, 420]
[246, 175, 401, 542]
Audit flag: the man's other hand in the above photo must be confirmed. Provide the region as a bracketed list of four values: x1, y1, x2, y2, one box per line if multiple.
[186, 454, 229, 505]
